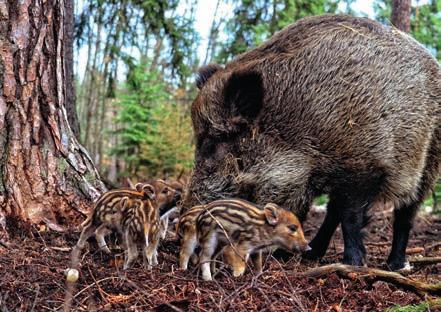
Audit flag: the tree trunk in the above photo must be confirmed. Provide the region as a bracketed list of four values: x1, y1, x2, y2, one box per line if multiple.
[82, 4, 103, 150]
[64, 0, 80, 139]
[0, 0, 105, 240]
[391, 0, 411, 32]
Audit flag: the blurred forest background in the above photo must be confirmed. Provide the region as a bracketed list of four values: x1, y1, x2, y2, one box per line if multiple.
[73, 0, 441, 210]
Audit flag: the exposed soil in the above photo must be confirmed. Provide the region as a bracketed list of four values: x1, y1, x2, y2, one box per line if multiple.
[1, 206, 440, 311]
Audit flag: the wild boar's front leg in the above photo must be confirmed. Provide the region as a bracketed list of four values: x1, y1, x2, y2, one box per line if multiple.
[303, 197, 341, 260]
[338, 193, 373, 266]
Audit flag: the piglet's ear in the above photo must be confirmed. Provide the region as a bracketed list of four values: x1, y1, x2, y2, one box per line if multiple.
[120, 197, 129, 210]
[264, 204, 279, 226]
[224, 70, 263, 122]
[163, 186, 173, 194]
[142, 184, 156, 200]
[196, 64, 223, 89]
[135, 183, 143, 192]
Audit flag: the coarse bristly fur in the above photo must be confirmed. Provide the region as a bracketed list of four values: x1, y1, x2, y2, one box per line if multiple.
[70, 184, 162, 270]
[183, 14, 441, 271]
[178, 199, 308, 281]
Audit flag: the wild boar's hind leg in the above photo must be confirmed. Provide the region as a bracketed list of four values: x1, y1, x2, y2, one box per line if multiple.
[303, 197, 341, 260]
[388, 135, 440, 271]
[387, 202, 418, 271]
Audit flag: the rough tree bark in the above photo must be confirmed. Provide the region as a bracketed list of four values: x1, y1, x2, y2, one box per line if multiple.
[0, 0, 106, 240]
[391, 0, 411, 32]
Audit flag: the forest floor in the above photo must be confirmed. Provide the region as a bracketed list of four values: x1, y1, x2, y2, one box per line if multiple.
[1, 205, 440, 311]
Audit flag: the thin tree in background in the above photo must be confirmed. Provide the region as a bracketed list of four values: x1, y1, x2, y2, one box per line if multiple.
[203, 0, 223, 64]
[0, 0, 105, 241]
[391, 0, 411, 32]
[64, 0, 80, 138]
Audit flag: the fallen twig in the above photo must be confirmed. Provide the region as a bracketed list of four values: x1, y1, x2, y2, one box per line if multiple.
[409, 256, 441, 265]
[406, 247, 425, 254]
[49, 246, 71, 252]
[30, 284, 40, 312]
[303, 264, 441, 296]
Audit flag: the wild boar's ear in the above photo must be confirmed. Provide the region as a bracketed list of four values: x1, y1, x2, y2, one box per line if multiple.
[264, 204, 279, 226]
[224, 70, 263, 121]
[196, 64, 223, 89]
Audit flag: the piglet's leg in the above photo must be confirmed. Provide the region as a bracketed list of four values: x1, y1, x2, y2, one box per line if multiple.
[95, 224, 111, 254]
[252, 251, 263, 275]
[123, 231, 138, 269]
[210, 245, 225, 275]
[199, 232, 217, 281]
[70, 222, 96, 269]
[159, 217, 169, 240]
[180, 232, 198, 270]
[145, 237, 159, 267]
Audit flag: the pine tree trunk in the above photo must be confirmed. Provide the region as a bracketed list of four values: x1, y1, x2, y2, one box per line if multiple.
[391, 0, 411, 32]
[0, 0, 105, 240]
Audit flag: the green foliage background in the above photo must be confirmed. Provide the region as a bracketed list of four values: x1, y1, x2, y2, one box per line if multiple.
[113, 58, 194, 178]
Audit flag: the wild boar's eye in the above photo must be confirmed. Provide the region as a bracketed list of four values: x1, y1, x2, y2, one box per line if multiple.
[288, 225, 297, 232]
[200, 139, 216, 156]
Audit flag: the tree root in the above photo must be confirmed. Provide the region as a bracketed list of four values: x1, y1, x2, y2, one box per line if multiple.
[303, 264, 441, 296]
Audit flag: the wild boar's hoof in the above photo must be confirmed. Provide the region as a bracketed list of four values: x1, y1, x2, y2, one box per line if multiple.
[397, 261, 413, 273]
[272, 249, 294, 262]
[302, 247, 326, 261]
[386, 259, 411, 272]
[342, 251, 366, 267]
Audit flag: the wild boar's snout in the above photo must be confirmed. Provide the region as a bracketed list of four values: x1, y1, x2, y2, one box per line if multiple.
[188, 15, 440, 271]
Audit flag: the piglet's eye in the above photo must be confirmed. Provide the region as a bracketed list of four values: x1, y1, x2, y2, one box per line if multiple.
[288, 225, 297, 232]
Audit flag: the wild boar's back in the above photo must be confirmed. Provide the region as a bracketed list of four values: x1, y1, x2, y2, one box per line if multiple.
[224, 14, 440, 204]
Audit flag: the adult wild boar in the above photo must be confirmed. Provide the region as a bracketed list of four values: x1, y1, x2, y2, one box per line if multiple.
[183, 15, 440, 270]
